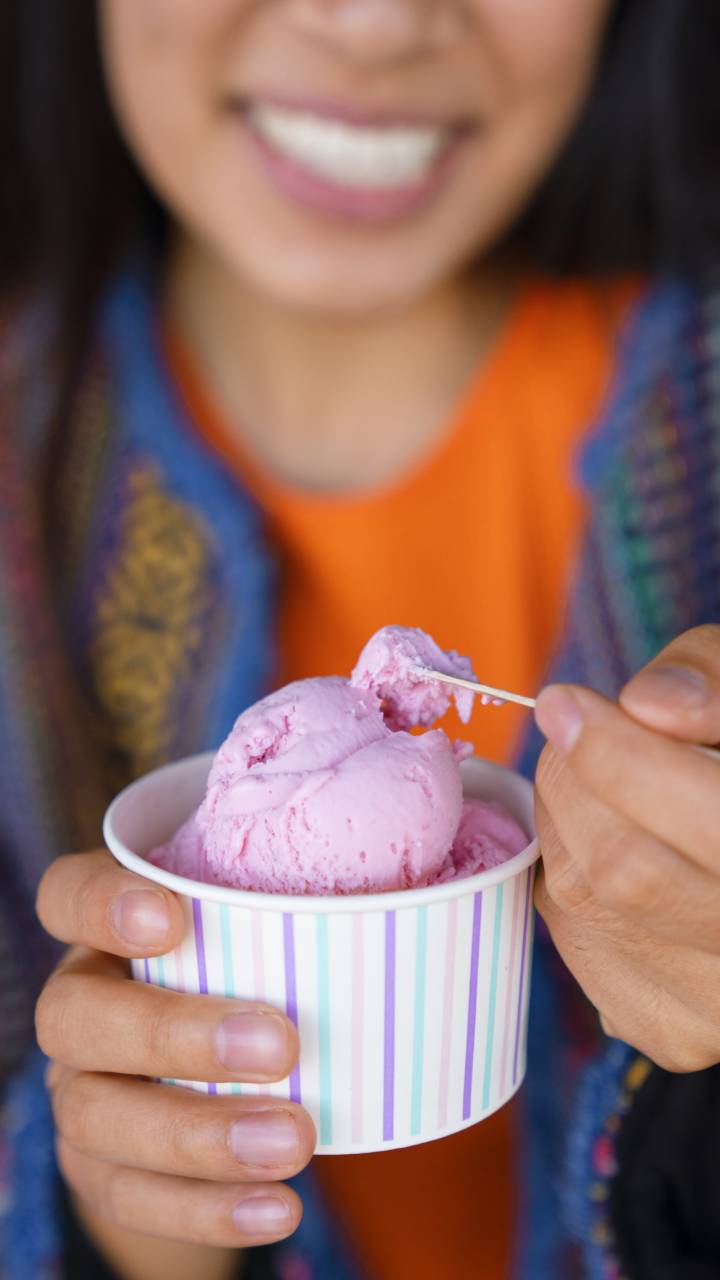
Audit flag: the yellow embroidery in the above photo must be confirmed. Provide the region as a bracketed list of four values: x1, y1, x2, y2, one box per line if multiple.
[624, 1056, 652, 1094]
[92, 466, 214, 777]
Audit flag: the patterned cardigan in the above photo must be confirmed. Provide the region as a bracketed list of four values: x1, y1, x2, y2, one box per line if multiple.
[0, 272, 718, 1280]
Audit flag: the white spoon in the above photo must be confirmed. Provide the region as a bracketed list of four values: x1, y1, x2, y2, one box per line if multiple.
[418, 667, 536, 709]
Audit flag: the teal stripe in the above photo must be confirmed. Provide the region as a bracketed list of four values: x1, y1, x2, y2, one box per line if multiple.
[482, 885, 504, 1109]
[316, 916, 332, 1145]
[220, 905, 242, 1095]
[410, 905, 428, 1136]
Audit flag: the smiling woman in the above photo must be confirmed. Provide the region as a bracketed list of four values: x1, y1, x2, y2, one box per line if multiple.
[1, 3, 720, 1280]
[2, 1, 717, 318]
[97, 0, 611, 315]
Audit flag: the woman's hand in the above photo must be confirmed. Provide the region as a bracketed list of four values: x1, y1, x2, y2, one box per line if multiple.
[35, 851, 315, 1257]
[534, 624, 720, 1072]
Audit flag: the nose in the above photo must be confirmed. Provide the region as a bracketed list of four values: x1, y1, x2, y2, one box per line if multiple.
[287, 0, 470, 65]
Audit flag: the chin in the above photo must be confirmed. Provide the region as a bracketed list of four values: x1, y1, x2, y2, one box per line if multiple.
[219, 231, 470, 318]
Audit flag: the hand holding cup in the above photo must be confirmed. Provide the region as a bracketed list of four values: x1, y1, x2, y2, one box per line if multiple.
[35, 850, 315, 1250]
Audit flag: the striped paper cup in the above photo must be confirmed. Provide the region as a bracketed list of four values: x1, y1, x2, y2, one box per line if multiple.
[104, 752, 538, 1154]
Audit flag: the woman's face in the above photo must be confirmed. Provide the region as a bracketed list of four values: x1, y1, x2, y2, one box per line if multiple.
[100, 0, 612, 315]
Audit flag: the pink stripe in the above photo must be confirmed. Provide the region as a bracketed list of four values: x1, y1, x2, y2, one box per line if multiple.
[192, 899, 216, 1095]
[500, 876, 523, 1095]
[351, 916, 364, 1144]
[172, 945, 187, 1089]
[283, 915, 301, 1105]
[252, 911, 265, 1001]
[382, 912, 396, 1142]
[437, 898, 458, 1130]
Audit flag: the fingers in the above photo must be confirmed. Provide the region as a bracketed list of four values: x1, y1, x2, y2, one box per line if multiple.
[37, 851, 186, 958]
[57, 1139, 302, 1248]
[534, 746, 720, 948]
[534, 865, 719, 1073]
[620, 624, 720, 743]
[532, 794, 595, 917]
[534, 684, 720, 875]
[36, 948, 299, 1083]
[533, 863, 670, 1056]
[49, 1068, 315, 1181]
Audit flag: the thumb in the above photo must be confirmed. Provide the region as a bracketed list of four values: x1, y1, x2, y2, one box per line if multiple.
[620, 625, 720, 744]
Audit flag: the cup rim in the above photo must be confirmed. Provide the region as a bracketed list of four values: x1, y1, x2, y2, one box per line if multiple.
[104, 751, 540, 915]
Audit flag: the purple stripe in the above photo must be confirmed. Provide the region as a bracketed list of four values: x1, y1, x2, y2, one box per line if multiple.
[143, 958, 151, 983]
[192, 899, 209, 993]
[512, 869, 534, 1086]
[383, 912, 396, 1142]
[192, 898, 216, 1094]
[283, 914, 301, 1104]
[462, 893, 483, 1120]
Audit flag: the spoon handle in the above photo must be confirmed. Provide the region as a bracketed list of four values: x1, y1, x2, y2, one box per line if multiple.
[424, 669, 720, 759]
[420, 668, 536, 709]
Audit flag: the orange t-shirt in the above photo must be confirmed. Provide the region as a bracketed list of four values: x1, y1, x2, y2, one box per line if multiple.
[166, 278, 632, 1280]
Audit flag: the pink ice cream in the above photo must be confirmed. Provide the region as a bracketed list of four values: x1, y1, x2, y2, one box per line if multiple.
[150, 626, 528, 894]
[351, 625, 477, 729]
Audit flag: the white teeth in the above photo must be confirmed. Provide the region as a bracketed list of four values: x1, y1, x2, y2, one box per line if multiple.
[249, 104, 448, 189]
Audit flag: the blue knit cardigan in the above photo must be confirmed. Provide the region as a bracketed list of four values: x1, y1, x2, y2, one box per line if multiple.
[0, 273, 718, 1280]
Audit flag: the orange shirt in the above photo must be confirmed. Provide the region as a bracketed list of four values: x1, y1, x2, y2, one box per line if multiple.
[166, 278, 632, 1280]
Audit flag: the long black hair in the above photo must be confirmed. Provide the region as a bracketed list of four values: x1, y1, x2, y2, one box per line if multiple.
[2, 0, 719, 395]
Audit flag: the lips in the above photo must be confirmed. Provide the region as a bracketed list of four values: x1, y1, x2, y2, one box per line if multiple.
[236, 97, 468, 223]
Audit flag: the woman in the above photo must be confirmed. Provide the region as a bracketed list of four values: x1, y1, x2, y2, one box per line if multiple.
[1, 2, 719, 1278]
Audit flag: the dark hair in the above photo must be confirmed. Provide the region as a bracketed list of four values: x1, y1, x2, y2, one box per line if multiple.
[2, 0, 719, 392]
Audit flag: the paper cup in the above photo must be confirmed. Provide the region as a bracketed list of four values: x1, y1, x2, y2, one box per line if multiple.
[104, 753, 538, 1154]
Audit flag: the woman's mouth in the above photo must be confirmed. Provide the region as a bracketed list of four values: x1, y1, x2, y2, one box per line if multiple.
[239, 99, 467, 223]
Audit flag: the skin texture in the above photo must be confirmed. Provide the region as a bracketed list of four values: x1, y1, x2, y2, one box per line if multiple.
[36, 853, 314, 1276]
[534, 625, 720, 1073]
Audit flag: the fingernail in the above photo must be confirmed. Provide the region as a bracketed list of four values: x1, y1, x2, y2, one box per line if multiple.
[112, 890, 170, 947]
[233, 1195, 291, 1235]
[229, 1110, 299, 1168]
[626, 664, 709, 710]
[535, 688, 583, 754]
[216, 1013, 290, 1075]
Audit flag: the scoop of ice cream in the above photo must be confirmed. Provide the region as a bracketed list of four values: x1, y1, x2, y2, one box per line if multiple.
[153, 811, 209, 882]
[351, 625, 477, 729]
[152, 676, 463, 894]
[433, 797, 528, 883]
[150, 626, 525, 895]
